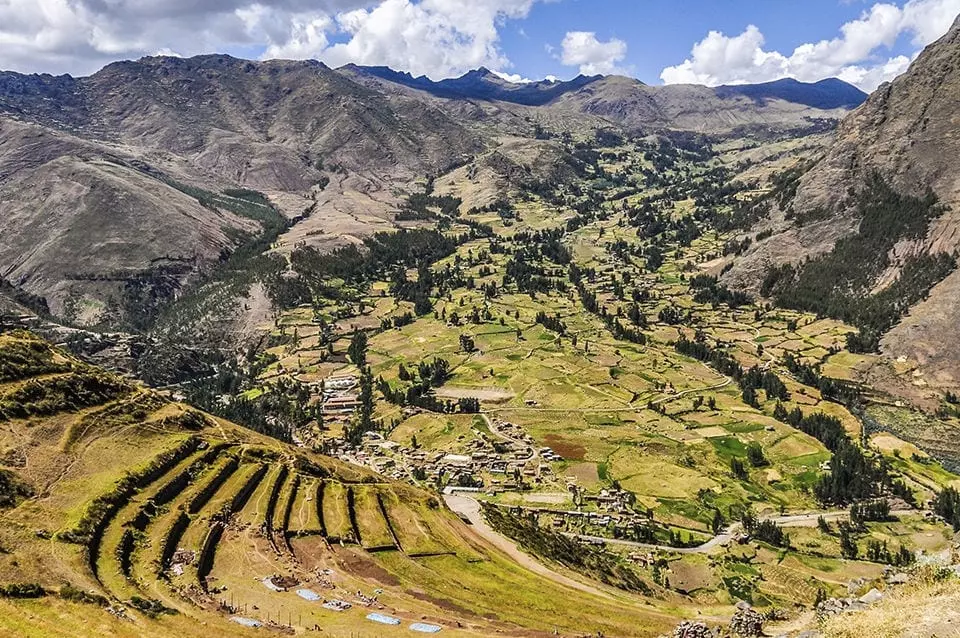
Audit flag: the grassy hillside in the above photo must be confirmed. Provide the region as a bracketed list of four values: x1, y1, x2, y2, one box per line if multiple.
[0, 330, 693, 637]
[237, 129, 960, 630]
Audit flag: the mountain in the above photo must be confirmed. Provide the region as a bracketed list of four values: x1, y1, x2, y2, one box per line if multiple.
[715, 77, 868, 110]
[546, 75, 862, 135]
[343, 64, 602, 106]
[725, 15, 960, 388]
[0, 54, 483, 184]
[0, 54, 484, 326]
[345, 65, 866, 133]
[0, 54, 866, 332]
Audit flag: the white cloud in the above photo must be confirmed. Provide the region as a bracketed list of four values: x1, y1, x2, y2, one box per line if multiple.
[0, 0, 540, 79]
[286, 0, 539, 79]
[660, 0, 960, 91]
[559, 31, 627, 75]
[490, 70, 534, 83]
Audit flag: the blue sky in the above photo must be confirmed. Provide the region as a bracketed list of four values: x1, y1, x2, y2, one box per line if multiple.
[0, 0, 957, 91]
[499, 0, 915, 82]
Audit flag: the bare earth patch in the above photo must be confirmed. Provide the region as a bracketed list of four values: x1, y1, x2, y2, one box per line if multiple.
[565, 462, 600, 485]
[435, 387, 515, 402]
[544, 433, 586, 460]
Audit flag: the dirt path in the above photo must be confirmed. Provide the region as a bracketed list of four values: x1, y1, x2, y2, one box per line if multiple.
[442, 493, 634, 603]
[448, 493, 930, 558]
[649, 362, 732, 407]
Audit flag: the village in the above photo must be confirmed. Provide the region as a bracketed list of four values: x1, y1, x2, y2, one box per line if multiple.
[309, 371, 666, 549]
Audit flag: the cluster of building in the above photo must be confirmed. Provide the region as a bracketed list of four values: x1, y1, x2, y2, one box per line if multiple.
[538, 496, 649, 532]
[322, 413, 574, 494]
[308, 376, 657, 546]
[318, 375, 360, 416]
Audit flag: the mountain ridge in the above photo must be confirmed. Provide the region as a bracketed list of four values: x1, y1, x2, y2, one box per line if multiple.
[724, 14, 960, 389]
[715, 77, 868, 110]
[0, 53, 865, 331]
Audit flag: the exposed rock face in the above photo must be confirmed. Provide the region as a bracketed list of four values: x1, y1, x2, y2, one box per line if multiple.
[795, 16, 960, 215]
[727, 16, 960, 387]
[809, 16, 960, 385]
[0, 53, 867, 329]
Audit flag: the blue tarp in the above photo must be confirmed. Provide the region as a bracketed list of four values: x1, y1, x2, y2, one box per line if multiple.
[296, 589, 321, 601]
[366, 612, 401, 625]
[410, 622, 442, 633]
[230, 616, 262, 628]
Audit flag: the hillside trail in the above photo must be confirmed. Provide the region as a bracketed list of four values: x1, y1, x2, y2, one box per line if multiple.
[442, 492, 639, 604]
[445, 492, 927, 557]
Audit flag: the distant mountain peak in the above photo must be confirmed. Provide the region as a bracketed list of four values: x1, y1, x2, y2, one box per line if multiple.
[715, 77, 867, 110]
[341, 64, 603, 106]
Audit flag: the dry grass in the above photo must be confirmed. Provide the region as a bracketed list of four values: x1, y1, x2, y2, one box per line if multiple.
[823, 575, 960, 638]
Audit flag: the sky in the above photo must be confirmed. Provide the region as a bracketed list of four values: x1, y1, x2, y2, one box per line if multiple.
[0, 0, 958, 92]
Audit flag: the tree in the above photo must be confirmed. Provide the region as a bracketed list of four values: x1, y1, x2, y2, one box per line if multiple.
[348, 331, 368, 367]
[817, 516, 831, 534]
[741, 385, 758, 408]
[731, 458, 748, 480]
[712, 510, 725, 534]
[358, 366, 374, 426]
[839, 522, 859, 559]
[459, 334, 476, 353]
[414, 295, 433, 316]
[933, 486, 960, 531]
[746, 442, 768, 467]
[457, 397, 480, 413]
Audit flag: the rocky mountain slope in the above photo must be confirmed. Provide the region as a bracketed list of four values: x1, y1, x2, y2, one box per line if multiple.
[341, 65, 601, 106]
[0, 55, 484, 326]
[0, 54, 864, 331]
[716, 77, 867, 110]
[546, 75, 860, 135]
[725, 15, 960, 387]
[348, 65, 865, 136]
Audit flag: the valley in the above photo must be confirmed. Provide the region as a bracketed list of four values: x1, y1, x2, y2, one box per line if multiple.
[227, 132, 959, 623]
[1, 13, 960, 638]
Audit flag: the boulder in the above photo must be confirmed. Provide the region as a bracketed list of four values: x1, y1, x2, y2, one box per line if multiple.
[671, 620, 714, 638]
[730, 603, 765, 637]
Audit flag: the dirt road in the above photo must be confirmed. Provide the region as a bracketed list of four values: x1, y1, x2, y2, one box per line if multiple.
[442, 492, 633, 602]
[445, 492, 927, 557]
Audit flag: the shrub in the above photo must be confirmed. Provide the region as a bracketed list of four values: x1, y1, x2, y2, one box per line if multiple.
[0, 583, 45, 598]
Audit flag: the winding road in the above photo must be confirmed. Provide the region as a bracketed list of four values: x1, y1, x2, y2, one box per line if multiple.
[444, 492, 927, 557]
[442, 492, 631, 602]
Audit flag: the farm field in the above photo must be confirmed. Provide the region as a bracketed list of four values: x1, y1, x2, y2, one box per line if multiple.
[0, 332, 692, 637]
[228, 129, 960, 632]
[3, 102, 960, 638]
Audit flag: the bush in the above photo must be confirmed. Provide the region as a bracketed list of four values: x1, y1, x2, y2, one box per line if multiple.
[0, 469, 33, 509]
[58, 584, 108, 606]
[0, 583, 45, 598]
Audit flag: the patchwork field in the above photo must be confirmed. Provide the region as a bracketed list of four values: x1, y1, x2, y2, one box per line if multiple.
[0, 332, 692, 637]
